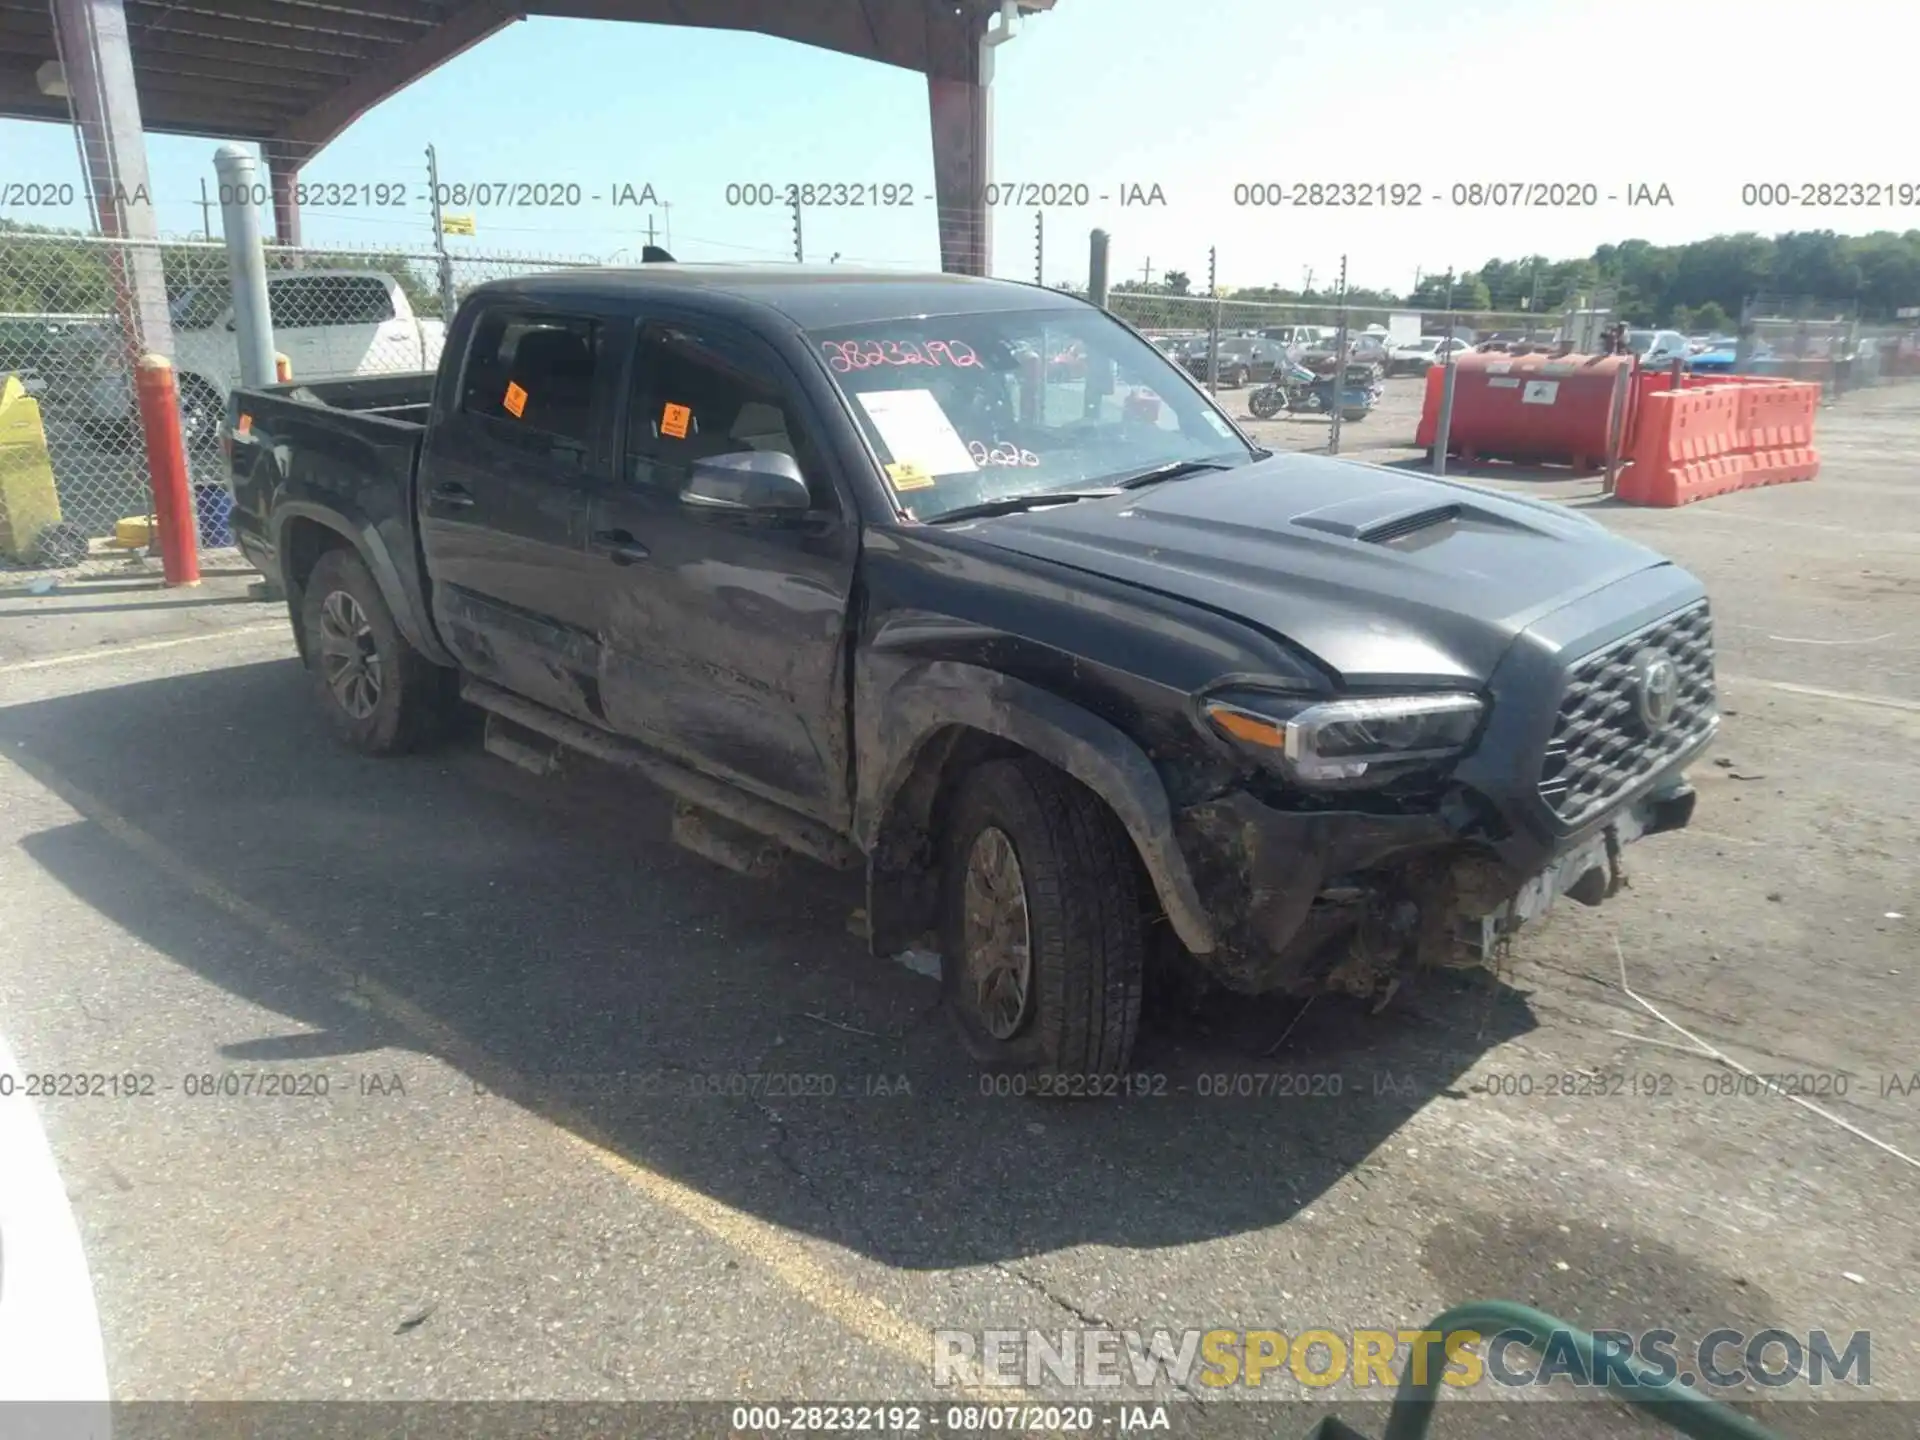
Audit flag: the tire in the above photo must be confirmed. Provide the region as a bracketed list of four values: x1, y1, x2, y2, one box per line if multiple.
[301, 548, 456, 755]
[940, 758, 1146, 1082]
[1249, 388, 1283, 419]
[1232, 366, 1250, 389]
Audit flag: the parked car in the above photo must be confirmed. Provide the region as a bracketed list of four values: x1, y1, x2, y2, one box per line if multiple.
[229, 264, 1717, 1082]
[1258, 324, 1333, 350]
[1300, 333, 1389, 376]
[1386, 336, 1471, 375]
[1626, 329, 1691, 370]
[81, 269, 445, 450]
[1183, 336, 1288, 387]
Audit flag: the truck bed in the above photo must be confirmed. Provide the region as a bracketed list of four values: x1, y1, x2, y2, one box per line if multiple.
[227, 372, 433, 598]
[269, 370, 435, 425]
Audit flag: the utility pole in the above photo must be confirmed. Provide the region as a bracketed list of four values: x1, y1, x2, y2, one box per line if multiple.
[662, 201, 673, 250]
[1034, 209, 1044, 285]
[1206, 245, 1221, 393]
[1328, 254, 1350, 455]
[1302, 266, 1314, 297]
[1529, 256, 1541, 320]
[791, 194, 804, 263]
[1139, 256, 1156, 287]
[646, 213, 658, 248]
[197, 177, 214, 239]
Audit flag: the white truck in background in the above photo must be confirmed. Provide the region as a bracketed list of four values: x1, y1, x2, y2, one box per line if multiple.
[83, 270, 446, 449]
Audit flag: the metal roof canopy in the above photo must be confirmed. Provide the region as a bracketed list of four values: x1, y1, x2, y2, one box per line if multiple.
[0, 1, 1050, 152]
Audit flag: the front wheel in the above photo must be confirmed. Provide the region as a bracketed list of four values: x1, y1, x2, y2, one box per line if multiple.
[1249, 388, 1284, 419]
[940, 759, 1146, 1082]
[301, 548, 456, 755]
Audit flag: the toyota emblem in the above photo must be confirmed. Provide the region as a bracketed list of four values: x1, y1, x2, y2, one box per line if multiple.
[1630, 648, 1680, 731]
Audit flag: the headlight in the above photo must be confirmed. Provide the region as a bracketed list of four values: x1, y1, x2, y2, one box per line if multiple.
[1202, 690, 1485, 786]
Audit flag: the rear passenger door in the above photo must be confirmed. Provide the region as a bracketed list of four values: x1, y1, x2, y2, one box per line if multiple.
[326, 274, 423, 374]
[418, 306, 615, 722]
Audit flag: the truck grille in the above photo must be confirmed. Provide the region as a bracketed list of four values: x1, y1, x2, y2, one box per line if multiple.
[1538, 601, 1717, 827]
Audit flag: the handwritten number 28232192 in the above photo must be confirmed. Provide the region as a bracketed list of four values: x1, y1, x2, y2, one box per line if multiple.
[820, 339, 982, 373]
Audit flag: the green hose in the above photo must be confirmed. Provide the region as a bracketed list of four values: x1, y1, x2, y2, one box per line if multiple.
[1380, 1302, 1787, 1440]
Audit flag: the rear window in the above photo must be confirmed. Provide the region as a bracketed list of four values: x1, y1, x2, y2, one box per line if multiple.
[459, 310, 603, 442]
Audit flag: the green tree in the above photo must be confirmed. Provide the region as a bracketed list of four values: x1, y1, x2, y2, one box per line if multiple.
[1163, 269, 1191, 296]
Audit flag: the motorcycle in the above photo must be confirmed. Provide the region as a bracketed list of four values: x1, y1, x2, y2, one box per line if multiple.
[1248, 361, 1381, 422]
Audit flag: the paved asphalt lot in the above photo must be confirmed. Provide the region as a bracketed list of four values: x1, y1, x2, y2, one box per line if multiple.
[0, 379, 1915, 1437]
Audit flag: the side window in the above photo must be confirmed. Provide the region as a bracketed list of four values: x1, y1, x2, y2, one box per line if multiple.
[459, 309, 602, 444]
[336, 277, 397, 324]
[268, 277, 329, 330]
[626, 321, 830, 506]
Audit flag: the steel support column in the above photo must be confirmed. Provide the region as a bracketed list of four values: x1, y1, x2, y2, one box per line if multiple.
[50, 0, 173, 358]
[927, 73, 991, 276]
[264, 140, 314, 246]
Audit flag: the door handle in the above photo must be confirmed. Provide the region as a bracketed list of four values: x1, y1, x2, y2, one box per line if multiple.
[430, 483, 475, 508]
[591, 528, 650, 564]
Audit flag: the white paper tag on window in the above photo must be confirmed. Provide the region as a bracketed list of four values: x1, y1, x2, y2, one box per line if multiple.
[856, 389, 979, 475]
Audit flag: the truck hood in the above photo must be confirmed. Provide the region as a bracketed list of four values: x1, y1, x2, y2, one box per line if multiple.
[962, 453, 1672, 686]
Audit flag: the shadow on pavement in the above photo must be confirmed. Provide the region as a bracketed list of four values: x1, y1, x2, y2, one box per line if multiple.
[2, 658, 1537, 1270]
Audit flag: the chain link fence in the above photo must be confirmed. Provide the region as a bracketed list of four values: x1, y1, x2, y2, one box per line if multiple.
[0, 228, 596, 566]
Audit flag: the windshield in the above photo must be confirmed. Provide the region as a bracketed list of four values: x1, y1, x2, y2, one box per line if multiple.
[811, 306, 1254, 521]
[1627, 329, 1657, 353]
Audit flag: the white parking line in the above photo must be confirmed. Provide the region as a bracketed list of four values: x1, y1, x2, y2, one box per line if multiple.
[0, 623, 287, 677]
[0, 1030, 110, 1404]
[1728, 676, 1920, 715]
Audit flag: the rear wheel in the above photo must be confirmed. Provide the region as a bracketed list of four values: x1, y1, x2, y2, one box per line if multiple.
[940, 759, 1146, 1082]
[1249, 387, 1284, 419]
[301, 548, 455, 755]
[1231, 365, 1250, 389]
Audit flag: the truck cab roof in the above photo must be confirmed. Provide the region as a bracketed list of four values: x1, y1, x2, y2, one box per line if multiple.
[462, 265, 1089, 330]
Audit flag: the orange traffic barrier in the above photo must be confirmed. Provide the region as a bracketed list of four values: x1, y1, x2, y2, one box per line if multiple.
[1618, 378, 1820, 506]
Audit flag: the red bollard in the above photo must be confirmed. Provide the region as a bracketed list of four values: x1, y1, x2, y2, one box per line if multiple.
[133, 353, 201, 588]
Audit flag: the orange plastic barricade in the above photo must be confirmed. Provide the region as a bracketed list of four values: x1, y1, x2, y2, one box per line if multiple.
[1619, 379, 1820, 506]
[1616, 387, 1748, 506]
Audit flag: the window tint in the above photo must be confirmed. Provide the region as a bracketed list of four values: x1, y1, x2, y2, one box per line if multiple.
[267, 276, 333, 330]
[626, 321, 825, 503]
[459, 310, 602, 443]
[331, 276, 397, 324]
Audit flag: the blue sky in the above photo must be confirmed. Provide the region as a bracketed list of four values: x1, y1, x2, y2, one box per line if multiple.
[1, 0, 1907, 294]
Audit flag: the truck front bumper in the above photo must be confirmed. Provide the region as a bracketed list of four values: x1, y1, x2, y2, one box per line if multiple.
[1173, 762, 1702, 996]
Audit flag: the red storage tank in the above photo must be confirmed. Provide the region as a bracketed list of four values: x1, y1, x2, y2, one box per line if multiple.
[1414, 351, 1637, 470]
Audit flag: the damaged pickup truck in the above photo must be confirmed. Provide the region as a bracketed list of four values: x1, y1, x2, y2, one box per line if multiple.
[228, 264, 1717, 1079]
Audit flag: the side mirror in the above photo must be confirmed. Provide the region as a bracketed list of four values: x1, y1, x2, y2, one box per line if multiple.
[683, 449, 812, 512]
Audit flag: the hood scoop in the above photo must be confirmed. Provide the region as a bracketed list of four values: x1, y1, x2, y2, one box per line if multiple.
[1292, 486, 1492, 545]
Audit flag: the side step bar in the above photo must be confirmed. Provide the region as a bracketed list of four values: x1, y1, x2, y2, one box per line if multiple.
[460, 678, 862, 872]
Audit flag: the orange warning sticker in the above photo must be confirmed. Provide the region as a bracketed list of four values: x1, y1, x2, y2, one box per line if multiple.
[661, 402, 691, 440]
[502, 381, 528, 418]
[885, 461, 936, 491]
[236, 413, 253, 436]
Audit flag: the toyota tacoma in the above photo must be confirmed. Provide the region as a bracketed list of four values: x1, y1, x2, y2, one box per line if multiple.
[228, 264, 1717, 1080]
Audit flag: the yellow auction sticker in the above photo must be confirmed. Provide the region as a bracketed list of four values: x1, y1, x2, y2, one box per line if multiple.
[886, 461, 936, 491]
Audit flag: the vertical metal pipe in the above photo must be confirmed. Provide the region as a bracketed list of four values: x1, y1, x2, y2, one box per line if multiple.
[214, 144, 276, 389]
[1087, 229, 1110, 310]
